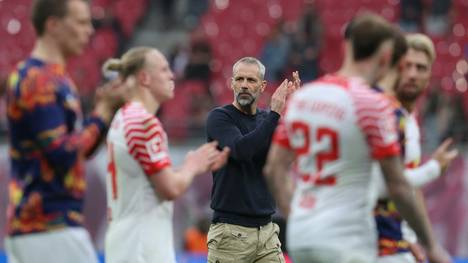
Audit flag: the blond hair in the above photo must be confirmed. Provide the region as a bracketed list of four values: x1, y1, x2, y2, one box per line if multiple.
[405, 33, 436, 64]
[102, 46, 153, 80]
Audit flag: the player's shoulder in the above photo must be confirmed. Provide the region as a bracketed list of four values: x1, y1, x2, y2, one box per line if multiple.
[209, 104, 234, 114]
[20, 58, 66, 83]
[121, 102, 161, 129]
[297, 74, 356, 95]
[208, 105, 226, 114]
[290, 75, 355, 104]
[122, 102, 152, 116]
[349, 84, 392, 110]
[7, 58, 67, 109]
[207, 104, 236, 122]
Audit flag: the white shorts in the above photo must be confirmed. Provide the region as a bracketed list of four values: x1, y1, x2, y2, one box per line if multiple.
[105, 216, 176, 263]
[378, 252, 416, 263]
[289, 246, 376, 263]
[5, 227, 98, 263]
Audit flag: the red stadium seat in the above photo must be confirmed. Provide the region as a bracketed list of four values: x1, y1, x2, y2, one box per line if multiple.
[92, 29, 119, 61]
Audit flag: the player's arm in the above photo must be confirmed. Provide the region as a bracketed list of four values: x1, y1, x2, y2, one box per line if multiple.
[264, 143, 295, 217]
[23, 79, 108, 176]
[380, 157, 436, 249]
[404, 161, 440, 187]
[379, 157, 450, 262]
[86, 78, 130, 156]
[149, 142, 229, 201]
[374, 160, 441, 195]
[405, 138, 458, 187]
[206, 108, 279, 162]
[377, 159, 442, 198]
[376, 160, 441, 198]
[367, 97, 450, 262]
[31, 107, 107, 172]
[264, 118, 296, 216]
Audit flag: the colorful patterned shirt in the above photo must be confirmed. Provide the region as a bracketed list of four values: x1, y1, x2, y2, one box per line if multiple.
[6, 57, 107, 236]
[372, 86, 411, 256]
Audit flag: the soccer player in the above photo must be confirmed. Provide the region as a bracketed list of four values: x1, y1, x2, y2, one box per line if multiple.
[205, 57, 299, 263]
[103, 47, 229, 263]
[4, 0, 126, 262]
[375, 33, 458, 263]
[263, 14, 450, 263]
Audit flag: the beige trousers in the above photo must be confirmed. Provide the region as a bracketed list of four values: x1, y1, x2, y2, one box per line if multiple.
[207, 222, 285, 263]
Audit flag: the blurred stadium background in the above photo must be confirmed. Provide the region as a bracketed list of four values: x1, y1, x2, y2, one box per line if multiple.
[0, 0, 467, 262]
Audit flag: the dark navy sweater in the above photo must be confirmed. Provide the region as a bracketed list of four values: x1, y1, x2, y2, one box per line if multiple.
[206, 104, 280, 227]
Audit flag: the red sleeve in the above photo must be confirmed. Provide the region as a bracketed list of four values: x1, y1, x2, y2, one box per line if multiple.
[124, 115, 171, 176]
[354, 91, 401, 159]
[272, 120, 292, 149]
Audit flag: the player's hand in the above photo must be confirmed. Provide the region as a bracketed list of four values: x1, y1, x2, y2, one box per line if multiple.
[431, 138, 458, 174]
[210, 146, 230, 171]
[270, 79, 293, 115]
[409, 242, 426, 263]
[291, 71, 301, 92]
[186, 141, 228, 175]
[426, 244, 452, 263]
[94, 77, 132, 123]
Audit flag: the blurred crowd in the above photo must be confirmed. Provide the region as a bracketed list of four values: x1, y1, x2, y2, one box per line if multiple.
[1, 0, 467, 147]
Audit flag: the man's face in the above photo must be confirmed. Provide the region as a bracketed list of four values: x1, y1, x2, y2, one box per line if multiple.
[395, 48, 432, 102]
[231, 63, 266, 110]
[144, 50, 175, 103]
[55, 0, 94, 57]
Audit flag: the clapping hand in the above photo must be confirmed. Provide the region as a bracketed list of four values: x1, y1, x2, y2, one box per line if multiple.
[291, 71, 301, 92]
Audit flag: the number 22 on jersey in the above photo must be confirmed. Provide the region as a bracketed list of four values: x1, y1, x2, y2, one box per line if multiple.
[290, 121, 340, 186]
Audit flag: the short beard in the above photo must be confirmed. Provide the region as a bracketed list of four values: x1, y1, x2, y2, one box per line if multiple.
[236, 94, 255, 112]
[395, 89, 422, 105]
[394, 79, 423, 105]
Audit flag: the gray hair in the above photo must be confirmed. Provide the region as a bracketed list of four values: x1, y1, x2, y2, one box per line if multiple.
[232, 57, 266, 80]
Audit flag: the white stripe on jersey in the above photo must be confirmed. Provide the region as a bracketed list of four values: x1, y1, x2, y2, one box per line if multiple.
[121, 103, 171, 175]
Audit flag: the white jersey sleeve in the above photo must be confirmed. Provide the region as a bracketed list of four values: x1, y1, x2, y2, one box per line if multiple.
[352, 88, 400, 159]
[123, 108, 171, 176]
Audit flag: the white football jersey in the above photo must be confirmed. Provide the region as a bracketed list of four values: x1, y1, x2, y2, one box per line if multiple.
[105, 102, 175, 263]
[273, 75, 400, 259]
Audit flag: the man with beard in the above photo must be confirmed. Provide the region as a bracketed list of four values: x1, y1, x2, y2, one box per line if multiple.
[375, 33, 458, 262]
[263, 14, 450, 263]
[373, 33, 457, 263]
[205, 57, 299, 262]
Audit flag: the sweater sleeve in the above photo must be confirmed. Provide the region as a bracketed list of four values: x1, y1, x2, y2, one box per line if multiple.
[206, 108, 280, 161]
